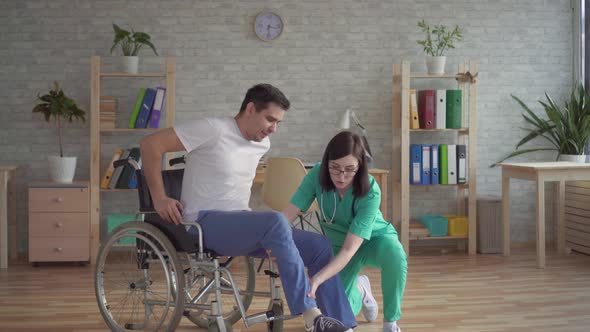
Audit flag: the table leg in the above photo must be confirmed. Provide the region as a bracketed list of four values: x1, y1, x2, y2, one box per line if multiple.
[502, 174, 511, 256]
[0, 172, 7, 269]
[536, 177, 546, 269]
[557, 180, 565, 254]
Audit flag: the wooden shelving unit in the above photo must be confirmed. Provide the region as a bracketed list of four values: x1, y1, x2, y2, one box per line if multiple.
[392, 60, 478, 255]
[89, 56, 176, 264]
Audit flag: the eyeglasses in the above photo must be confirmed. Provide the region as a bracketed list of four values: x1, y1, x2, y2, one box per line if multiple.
[328, 166, 358, 178]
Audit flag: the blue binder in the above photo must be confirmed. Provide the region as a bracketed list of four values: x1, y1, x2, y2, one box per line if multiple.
[410, 144, 422, 185]
[431, 144, 440, 184]
[421, 145, 431, 184]
[134, 88, 157, 128]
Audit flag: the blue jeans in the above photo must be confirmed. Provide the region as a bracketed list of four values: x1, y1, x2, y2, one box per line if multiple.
[189, 210, 356, 329]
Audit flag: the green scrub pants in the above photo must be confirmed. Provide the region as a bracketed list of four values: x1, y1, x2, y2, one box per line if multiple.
[337, 234, 407, 322]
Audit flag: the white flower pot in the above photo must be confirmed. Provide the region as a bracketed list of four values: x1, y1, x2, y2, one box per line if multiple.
[122, 56, 139, 74]
[48, 156, 77, 182]
[559, 154, 587, 163]
[426, 56, 447, 75]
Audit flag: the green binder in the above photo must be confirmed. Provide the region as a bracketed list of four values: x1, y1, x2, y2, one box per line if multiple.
[440, 144, 448, 184]
[446, 90, 462, 129]
[128, 88, 147, 128]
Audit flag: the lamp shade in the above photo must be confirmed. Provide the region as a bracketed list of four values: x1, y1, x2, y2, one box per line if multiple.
[336, 108, 351, 129]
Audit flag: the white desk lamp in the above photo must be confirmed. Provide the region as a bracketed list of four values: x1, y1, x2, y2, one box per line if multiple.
[336, 109, 373, 168]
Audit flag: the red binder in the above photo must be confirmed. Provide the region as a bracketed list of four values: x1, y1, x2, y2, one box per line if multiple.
[418, 90, 436, 129]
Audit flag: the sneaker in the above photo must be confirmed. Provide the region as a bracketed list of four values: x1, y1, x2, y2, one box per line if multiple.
[358, 275, 378, 322]
[305, 315, 353, 332]
[383, 322, 401, 332]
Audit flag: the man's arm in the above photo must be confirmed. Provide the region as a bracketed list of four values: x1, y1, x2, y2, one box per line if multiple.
[139, 128, 186, 224]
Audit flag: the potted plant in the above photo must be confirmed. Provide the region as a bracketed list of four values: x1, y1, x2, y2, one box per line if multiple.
[32, 82, 86, 182]
[417, 20, 463, 75]
[110, 24, 158, 74]
[491, 85, 590, 167]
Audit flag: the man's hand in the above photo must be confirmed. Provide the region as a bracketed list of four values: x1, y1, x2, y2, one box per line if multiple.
[153, 196, 184, 225]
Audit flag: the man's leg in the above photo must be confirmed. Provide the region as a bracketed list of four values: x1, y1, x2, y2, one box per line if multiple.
[292, 228, 357, 329]
[189, 210, 316, 315]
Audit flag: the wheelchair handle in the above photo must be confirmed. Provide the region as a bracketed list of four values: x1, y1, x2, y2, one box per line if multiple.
[169, 156, 186, 167]
[113, 158, 141, 170]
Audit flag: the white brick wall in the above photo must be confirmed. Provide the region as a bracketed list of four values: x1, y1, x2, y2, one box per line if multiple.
[1, 0, 573, 252]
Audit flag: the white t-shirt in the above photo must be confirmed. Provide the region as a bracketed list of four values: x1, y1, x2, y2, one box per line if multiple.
[174, 116, 270, 220]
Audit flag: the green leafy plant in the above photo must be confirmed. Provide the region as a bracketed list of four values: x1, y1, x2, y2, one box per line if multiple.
[491, 85, 590, 167]
[417, 20, 463, 56]
[32, 82, 86, 157]
[110, 24, 158, 56]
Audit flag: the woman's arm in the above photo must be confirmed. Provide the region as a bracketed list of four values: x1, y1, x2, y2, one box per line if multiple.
[307, 232, 364, 298]
[282, 203, 301, 222]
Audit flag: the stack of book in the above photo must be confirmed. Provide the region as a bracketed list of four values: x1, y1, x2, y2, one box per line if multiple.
[409, 220, 430, 239]
[100, 96, 117, 129]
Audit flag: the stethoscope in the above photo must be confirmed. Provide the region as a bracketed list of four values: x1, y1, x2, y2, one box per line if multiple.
[320, 191, 338, 224]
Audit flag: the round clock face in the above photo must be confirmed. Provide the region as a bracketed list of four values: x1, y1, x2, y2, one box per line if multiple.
[254, 12, 283, 41]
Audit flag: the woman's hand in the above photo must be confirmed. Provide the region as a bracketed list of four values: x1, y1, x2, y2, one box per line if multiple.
[307, 275, 323, 299]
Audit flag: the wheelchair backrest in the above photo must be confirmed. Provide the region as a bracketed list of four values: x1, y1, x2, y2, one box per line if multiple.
[136, 169, 184, 212]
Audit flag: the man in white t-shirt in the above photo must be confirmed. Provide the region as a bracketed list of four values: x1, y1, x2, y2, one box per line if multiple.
[139, 84, 356, 332]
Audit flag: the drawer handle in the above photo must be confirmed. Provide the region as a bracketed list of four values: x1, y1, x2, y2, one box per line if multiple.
[54, 247, 63, 252]
[55, 197, 64, 203]
[54, 222, 63, 228]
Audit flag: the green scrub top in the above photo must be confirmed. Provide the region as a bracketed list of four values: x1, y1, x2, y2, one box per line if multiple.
[290, 163, 396, 250]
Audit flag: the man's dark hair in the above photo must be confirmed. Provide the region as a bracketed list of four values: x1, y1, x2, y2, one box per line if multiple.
[319, 131, 370, 197]
[239, 83, 290, 113]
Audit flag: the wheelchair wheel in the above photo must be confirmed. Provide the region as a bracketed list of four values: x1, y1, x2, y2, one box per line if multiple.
[184, 256, 256, 328]
[95, 221, 185, 332]
[267, 302, 284, 332]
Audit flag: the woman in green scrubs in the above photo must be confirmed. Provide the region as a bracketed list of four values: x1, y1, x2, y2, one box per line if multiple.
[282, 131, 407, 332]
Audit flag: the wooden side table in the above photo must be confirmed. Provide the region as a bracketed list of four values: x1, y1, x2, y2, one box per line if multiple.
[500, 162, 590, 268]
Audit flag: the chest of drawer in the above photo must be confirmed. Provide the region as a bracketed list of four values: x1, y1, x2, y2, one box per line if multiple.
[28, 237, 89, 262]
[29, 187, 89, 213]
[29, 212, 89, 237]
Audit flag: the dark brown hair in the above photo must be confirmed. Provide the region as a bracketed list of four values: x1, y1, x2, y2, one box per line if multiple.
[239, 83, 290, 113]
[319, 131, 370, 197]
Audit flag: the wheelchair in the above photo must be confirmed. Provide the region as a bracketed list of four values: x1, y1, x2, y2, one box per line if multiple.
[94, 156, 291, 332]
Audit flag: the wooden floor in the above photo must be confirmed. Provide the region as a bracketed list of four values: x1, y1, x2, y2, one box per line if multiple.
[1, 248, 590, 332]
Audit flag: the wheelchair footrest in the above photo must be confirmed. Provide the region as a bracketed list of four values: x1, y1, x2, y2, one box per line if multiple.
[264, 269, 280, 278]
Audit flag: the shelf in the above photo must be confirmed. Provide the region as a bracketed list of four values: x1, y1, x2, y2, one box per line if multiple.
[410, 74, 460, 79]
[100, 188, 138, 192]
[100, 128, 159, 133]
[410, 235, 467, 241]
[100, 73, 166, 78]
[393, 60, 478, 256]
[410, 128, 469, 134]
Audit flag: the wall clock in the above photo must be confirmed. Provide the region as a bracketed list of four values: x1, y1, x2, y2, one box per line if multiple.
[254, 11, 283, 41]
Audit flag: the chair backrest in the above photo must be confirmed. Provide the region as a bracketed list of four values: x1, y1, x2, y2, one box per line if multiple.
[261, 157, 318, 212]
[136, 169, 184, 212]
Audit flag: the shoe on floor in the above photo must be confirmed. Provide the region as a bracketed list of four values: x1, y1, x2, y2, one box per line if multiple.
[383, 322, 401, 332]
[305, 315, 353, 332]
[357, 274, 378, 322]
